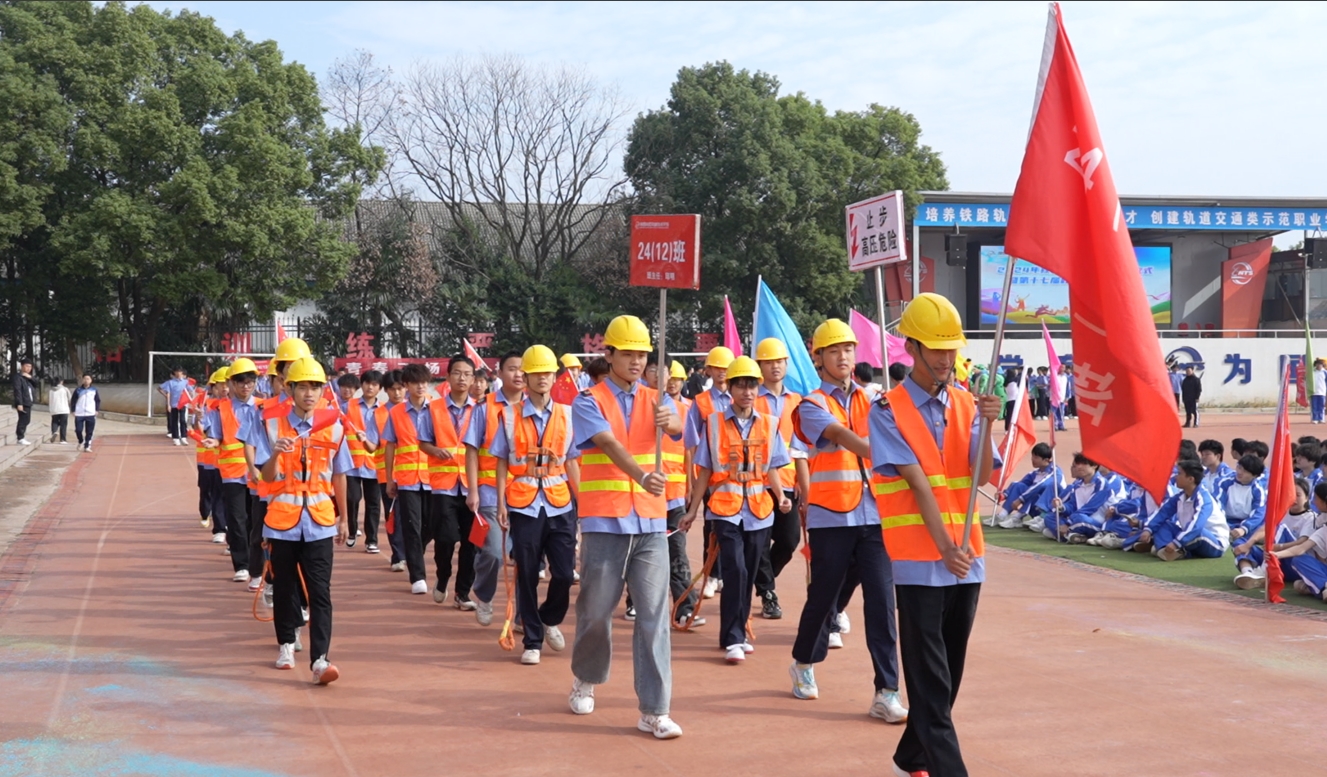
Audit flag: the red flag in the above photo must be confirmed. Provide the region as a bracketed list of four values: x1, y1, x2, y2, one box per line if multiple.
[463, 337, 485, 368]
[551, 372, 579, 405]
[262, 397, 292, 421]
[275, 314, 289, 344]
[997, 375, 1037, 494]
[469, 513, 490, 547]
[310, 407, 342, 434]
[1263, 365, 1295, 603]
[1004, 3, 1179, 501]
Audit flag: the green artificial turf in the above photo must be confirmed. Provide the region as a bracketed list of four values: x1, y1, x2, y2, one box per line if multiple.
[982, 525, 1327, 613]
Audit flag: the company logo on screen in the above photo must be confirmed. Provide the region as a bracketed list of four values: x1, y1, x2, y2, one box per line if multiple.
[978, 245, 1172, 327]
[1229, 262, 1254, 286]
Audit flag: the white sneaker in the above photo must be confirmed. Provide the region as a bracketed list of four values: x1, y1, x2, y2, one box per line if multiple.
[356, 529, 364, 537]
[232, 569, 250, 583]
[311, 656, 339, 685]
[294, 627, 303, 652]
[1234, 568, 1266, 590]
[174, 438, 183, 446]
[365, 544, 380, 554]
[59, 441, 68, 445]
[411, 580, 428, 595]
[18, 439, 30, 446]
[789, 662, 818, 699]
[247, 577, 263, 592]
[432, 587, 446, 604]
[573, 569, 580, 583]
[211, 532, 226, 544]
[538, 568, 548, 581]
[637, 714, 683, 739]
[702, 576, 720, 599]
[1067, 533, 1088, 545]
[475, 599, 494, 627]
[725, 645, 746, 663]
[741, 642, 754, 654]
[1085, 534, 1102, 546]
[1042, 527, 1057, 540]
[996, 512, 1024, 529]
[275, 643, 295, 670]
[390, 561, 406, 572]
[545, 624, 566, 651]
[569, 678, 595, 714]
[869, 689, 908, 723]
[1098, 534, 1125, 550]
[827, 632, 844, 649]
[836, 611, 851, 633]
[520, 649, 541, 665]
[301, 607, 309, 624]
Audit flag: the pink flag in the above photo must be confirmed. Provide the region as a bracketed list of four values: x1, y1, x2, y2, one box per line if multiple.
[849, 309, 912, 368]
[1042, 322, 1063, 407]
[723, 296, 743, 356]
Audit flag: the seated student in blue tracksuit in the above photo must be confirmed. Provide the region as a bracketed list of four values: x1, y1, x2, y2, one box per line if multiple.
[1243, 440, 1270, 487]
[1198, 439, 1235, 493]
[1043, 453, 1111, 542]
[1294, 442, 1320, 486]
[1092, 476, 1170, 549]
[1312, 452, 1327, 492]
[1232, 477, 1312, 590]
[1217, 454, 1267, 557]
[1131, 459, 1229, 561]
[995, 442, 1062, 529]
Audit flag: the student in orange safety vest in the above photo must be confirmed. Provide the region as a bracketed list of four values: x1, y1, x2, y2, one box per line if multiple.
[425, 355, 478, 609]
[377, 370, 408, 569]
[337, 372, 379, 550]
[568, 315, 685, 739]
[243, 357, 351, 684]
[685, 346, 734, 601]
[680, 356, 791, 663]
[464, 351, 527, 626]
[493, 345, 580, 665]
[203, 357, 261, 583]
[788, 318, 907, 725]
[867, 293, 1001, 777]
[195, 368, 230, 544]
[383, 362, 446, 595]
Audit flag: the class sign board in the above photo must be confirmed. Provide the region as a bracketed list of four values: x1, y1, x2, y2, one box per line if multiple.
[629, 214, 701, 289]
[846, 191, 906, 272]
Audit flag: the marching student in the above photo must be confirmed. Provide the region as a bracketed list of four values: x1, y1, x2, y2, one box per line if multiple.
[493, 345, 580, 664]
[1198, 440, 1235, 492]
[751, 338, 808, 620]
[203, 357, 261, 583]
[680, 356, 790, 662]
[662, 360, 699, 626]
[159, 367, 191, 445]
[1217, 454, 1267, 567]
[686, 346, 734, 600]
[464, 352, 527, 627]
[994, 442, 1060, 529]
[342, 371, 382, 553]
[378, 370, 408, 570]
[383, 362, 444, 595]
[195, 368, 229, 543]
[867, 293, 1002, 777]
[568, 315, 685, 739]
[789, 319, 906, 724]
[470, 371, 490, 402]
[1132, 459, 1229, 561]
[425, 356, 478, 608]
[243, 357, 349, 684]
[1044, 453, 1111, 543]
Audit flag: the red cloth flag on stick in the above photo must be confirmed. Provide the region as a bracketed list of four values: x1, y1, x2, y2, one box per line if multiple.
[275, 314, 289, 344]
[997, 374, 1037, 495]
[463, 337, 486, 369]
[1004, 3, 1179, 501]
[1263, 365, 1295, 603]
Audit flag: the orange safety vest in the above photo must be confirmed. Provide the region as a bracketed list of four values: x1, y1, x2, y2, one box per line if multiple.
[263, 413, 340, 530]
[373, 405, 390, 483]
[345, 398, 371, 470]
[704, 411, 774, 519]
[428, 396, 473, 491]
[474, 394, 507, 491]
[872, 384, 984, 561]
[502, 400, 572, 510]
[690, 389, 724, 438]
[796, 387, 885, 513]
[578, 381, 666, 519]
[196, 398, 219, 467]
[755, 389, 801, 491]
[217, 400, 249, 480]
[388, 401, 426, 488]
[664, 395, 691, 501]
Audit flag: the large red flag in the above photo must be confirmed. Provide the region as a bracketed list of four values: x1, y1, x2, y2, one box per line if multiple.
[1263, 365, 1295, 603]
[1004, 3, 1179, 501]
[997, 374, 1037, 494]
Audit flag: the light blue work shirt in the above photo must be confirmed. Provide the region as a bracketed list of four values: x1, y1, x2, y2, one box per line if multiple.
[695, 408, 791, 531]
[381, 398, 436, 492]
[572, 378, 680, 534]
[757, 384, 810, 489]
[463, 391, 516, 508]
[342, 397, 381, 480]
[490, 396, 579, 518]
[684, 387, 731, 450]
[868, 375, 1002, 587]
[246, 410, 355, 541]
[204, 397, 257, 485]
[796, 380, 880, 530]
[161, 377, 191, 408]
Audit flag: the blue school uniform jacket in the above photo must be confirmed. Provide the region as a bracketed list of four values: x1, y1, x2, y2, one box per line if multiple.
[1146, 485, 1229, 547]
[1215, 478, 1267, 533]
[1057, 472, 1111, 522]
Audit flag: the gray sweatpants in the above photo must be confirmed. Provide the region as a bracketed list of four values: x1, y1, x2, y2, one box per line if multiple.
[470, 505, 505, 605]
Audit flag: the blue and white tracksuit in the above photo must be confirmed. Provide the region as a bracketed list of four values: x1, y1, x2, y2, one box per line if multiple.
[1240, 510, 1317, 580]
[1287, 524, 1327, 594]
[1103, 478, 1166, 543]
[1217, 478, 1266, 566]
[1140, 486, 1230, 559]
[1205, 463, 1235, 494]
[1048, 472, 1112, 538]
[1002, 464, 1063, 514]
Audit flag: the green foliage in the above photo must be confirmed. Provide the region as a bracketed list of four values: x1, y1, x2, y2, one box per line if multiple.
[624, 62, 948, 343]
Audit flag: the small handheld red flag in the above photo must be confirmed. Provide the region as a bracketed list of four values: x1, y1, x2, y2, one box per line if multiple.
[469, 513, 490, 547]
[551, 372, 579, 405]
[309, 407, 341, 434]
[262, 398, 292, 421]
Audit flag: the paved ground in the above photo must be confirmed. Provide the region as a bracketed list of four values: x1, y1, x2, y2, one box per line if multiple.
[1, 414, 1326, 777]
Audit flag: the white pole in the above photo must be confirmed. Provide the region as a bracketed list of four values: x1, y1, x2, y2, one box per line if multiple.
[147, 353, 155, 419]
[875, 265, 892, 389]
[911, 220, 921, 299]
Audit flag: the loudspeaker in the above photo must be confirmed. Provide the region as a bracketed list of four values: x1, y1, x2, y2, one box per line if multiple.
[945, 234, 967, 266]
[1307, 238, 1327, 269]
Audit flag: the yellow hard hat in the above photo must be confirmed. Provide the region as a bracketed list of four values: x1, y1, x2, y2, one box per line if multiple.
[603, 315, 652, 352]
[521, 344, 558, 374]
[754, 337, 789, 361]
[284, 357, 327, 385]
[725, 355, 762, 383]
[560, 353, 582, 369]
[228, 357, 258, 377]
[209, 367, 230, 384]
[897, 292, 967, 350]
[811, 318, 858, 352]
[669, 360, 687, 380]
[274, 337, 311, 363]
[705, 346, 735, 369]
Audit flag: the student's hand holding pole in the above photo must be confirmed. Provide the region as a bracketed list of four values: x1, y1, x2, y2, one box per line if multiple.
[778, 495, 793, 514]
[273, 437, 297, 455]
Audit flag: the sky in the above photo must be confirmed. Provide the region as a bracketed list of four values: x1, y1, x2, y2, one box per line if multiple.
[139, 1, 1326, 210]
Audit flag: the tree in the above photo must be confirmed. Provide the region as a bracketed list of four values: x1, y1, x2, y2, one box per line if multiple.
[0, 1, 380, 379]
[624, 62, 948, 342]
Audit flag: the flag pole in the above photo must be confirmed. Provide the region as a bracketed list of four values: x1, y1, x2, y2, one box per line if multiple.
[962, 253, 1018, 552]
[989, 371, 1027, 527]
[876, 265, 893, 389]
[655, 288, 667, 472]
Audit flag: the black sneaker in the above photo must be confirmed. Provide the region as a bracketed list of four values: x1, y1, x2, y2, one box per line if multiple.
[761, 591, 783, 619]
